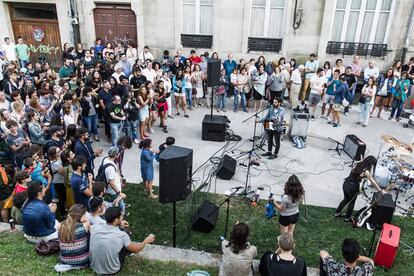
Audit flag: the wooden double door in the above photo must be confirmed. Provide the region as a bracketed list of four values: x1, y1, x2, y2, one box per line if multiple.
[94, 4, 137, 46]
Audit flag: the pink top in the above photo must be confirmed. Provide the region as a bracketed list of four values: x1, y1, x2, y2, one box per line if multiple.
[15, 183, 27, 193]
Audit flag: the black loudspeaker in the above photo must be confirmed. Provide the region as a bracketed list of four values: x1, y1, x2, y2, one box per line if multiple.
[370, 192, 395, 227]
[343, 134, 366, 161]
[191, 200, 218, 233]
[207, 59, 221, 87]
[216, 154, 236, 180]
[202, 115, 227, 142]
[159, 146, 193, 203]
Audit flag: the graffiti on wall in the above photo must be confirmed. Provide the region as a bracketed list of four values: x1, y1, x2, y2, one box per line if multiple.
[105, 35, 133, 46]
[28, 44, 60, 55]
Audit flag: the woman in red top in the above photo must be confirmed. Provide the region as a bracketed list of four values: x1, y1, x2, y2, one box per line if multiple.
[14, 169, 31, 193]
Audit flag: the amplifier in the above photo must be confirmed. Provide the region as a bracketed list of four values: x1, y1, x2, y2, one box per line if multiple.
[343, 134, 366, 161]
[202, 115, 227, 142]
[374, 223, 400, 269]
[370, 192, 395, 227]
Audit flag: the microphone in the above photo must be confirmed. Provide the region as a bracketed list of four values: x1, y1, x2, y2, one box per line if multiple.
[232, 186, 243, 190]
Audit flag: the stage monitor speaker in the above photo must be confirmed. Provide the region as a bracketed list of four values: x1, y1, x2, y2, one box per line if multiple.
[370, 192, 395, 227]
[207, 59, 221, 87]
[191, 200, 218, 233]
[159, 146, 193, 203]
[216, 154, 236, 180]
[202, 114, 227, 142]
[343, 134, 366, 161]
[374, 223, 400, 269]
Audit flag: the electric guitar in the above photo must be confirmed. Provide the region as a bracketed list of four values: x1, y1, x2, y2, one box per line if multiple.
[354, 183, 394, 228]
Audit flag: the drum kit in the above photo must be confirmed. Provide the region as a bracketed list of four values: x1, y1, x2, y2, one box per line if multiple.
[370, 135, 414, 200]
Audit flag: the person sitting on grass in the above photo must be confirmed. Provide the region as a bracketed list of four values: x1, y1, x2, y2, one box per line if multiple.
[86, 196, 106, 225]
[58, 204, 90, 269]
[259, 233, 307, 276]
[22, 180, 60, 243]
[219, 222, 257, 276]
[89, 206, 156, 275]
[320, 238, 374, 276]
[11, 191, 27, 225]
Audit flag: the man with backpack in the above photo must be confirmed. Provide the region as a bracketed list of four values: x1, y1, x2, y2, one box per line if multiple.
[96, 147, 127, 214]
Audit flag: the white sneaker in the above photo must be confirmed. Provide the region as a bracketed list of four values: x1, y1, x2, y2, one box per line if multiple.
[134, 138, 140, 144]
[149, 128, 154, 134]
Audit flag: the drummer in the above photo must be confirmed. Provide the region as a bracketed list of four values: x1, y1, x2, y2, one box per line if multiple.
[335, 155, 386, 222]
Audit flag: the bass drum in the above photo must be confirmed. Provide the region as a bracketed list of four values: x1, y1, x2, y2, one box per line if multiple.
[374, 165, 392, 188]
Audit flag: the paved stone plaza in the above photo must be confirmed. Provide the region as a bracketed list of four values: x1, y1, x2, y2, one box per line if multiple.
[95, 100, 414, 212]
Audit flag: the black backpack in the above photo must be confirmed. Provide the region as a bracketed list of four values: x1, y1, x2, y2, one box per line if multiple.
[95, 157, 116, 187]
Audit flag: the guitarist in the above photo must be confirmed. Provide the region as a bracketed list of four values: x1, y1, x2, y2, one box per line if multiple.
[334, 155, 385, 222]
[256, 97, 285, 160]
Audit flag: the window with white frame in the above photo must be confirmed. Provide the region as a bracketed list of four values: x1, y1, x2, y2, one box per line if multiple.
[331, 0, 393, 44]
[250, 0, 285, 38]
[182, 0, 213, 34]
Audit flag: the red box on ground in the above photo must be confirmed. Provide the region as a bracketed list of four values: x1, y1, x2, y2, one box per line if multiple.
[374, 223, 400, 269]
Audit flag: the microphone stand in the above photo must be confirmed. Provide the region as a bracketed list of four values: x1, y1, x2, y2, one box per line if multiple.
[208, 186, 242, 239]
[240, 107, 268, 195]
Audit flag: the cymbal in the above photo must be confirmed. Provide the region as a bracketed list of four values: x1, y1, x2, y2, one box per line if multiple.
[395, 143, 413, 155]
[397, 155, 414, 164]
[380, 135, 400, 147]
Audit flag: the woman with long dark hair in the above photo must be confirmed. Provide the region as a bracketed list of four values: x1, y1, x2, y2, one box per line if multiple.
[335, 155, 384, 222]
[275, 175, 304, 236]
[58, 204, 90, 268]
[219, 222, 257, 276]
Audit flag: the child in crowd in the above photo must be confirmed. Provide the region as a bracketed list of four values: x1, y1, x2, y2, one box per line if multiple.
[23, 157, 56, 202]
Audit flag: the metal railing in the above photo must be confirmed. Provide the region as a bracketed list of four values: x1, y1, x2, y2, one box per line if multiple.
[326, 41, 387, 58]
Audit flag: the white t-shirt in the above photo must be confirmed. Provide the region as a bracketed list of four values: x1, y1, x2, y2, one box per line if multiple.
[103, 158, 122, 195]
[310, 75, 326, 95]
[1, 43, 16, 61]
[290, 69, 302, 84]
[111, 72, 125, 83]
[142, 68, 156, 83]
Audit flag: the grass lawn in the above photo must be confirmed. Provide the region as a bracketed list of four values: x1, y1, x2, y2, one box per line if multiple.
[122, 183, 414, 276]
[1, 184, 413, 275]
[0, 232, 218, 275]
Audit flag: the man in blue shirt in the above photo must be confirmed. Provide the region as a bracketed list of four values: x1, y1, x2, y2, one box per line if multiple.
[329, 75, 349, 128]
[257, 97, 285, 160]
[321, 69, 341, 119]
[223, 54, 237, 96]
[71, 155, 93, 209]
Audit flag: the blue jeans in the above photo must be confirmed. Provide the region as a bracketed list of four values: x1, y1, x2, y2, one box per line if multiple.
[83, 114, 98, 136]
[233, 88, 239, 111]
[110, 122, 123, 146]
[19, 59, 28, 68]
[127, 120, 139, 140]
[107, 193, 125, 213]
[185, 88, 193, 107]
[216, 92, 226, 110]
[391, 98, 404, 119]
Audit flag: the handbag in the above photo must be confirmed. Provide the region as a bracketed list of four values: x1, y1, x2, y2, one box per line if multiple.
[3, 190, 15, 209]
[35, 238, 60, 255]
[216, 86, 225, 95]
[377, 84, 388, 96]
[342, 98, 350, 107]
[359, 95, 367, 104]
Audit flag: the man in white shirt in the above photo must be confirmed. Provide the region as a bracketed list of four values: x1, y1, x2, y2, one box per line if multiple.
[301, 53, 319, 102]
[290, 65, 304, 109]
[1, 37, 17, 62]
[103, 147, 126, 213]
[363, 60, 379, 83]
[142, 61, 156, 83]
[138, 45, 154, 64]
[309, 68, 326, 120]
[112, 65, 125, 83]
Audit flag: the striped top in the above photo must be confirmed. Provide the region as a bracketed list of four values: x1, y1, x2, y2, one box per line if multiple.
[59, 222, 89, 267]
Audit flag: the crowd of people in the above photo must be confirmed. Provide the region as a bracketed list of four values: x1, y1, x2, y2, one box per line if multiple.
[0, 35, 408, 275]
